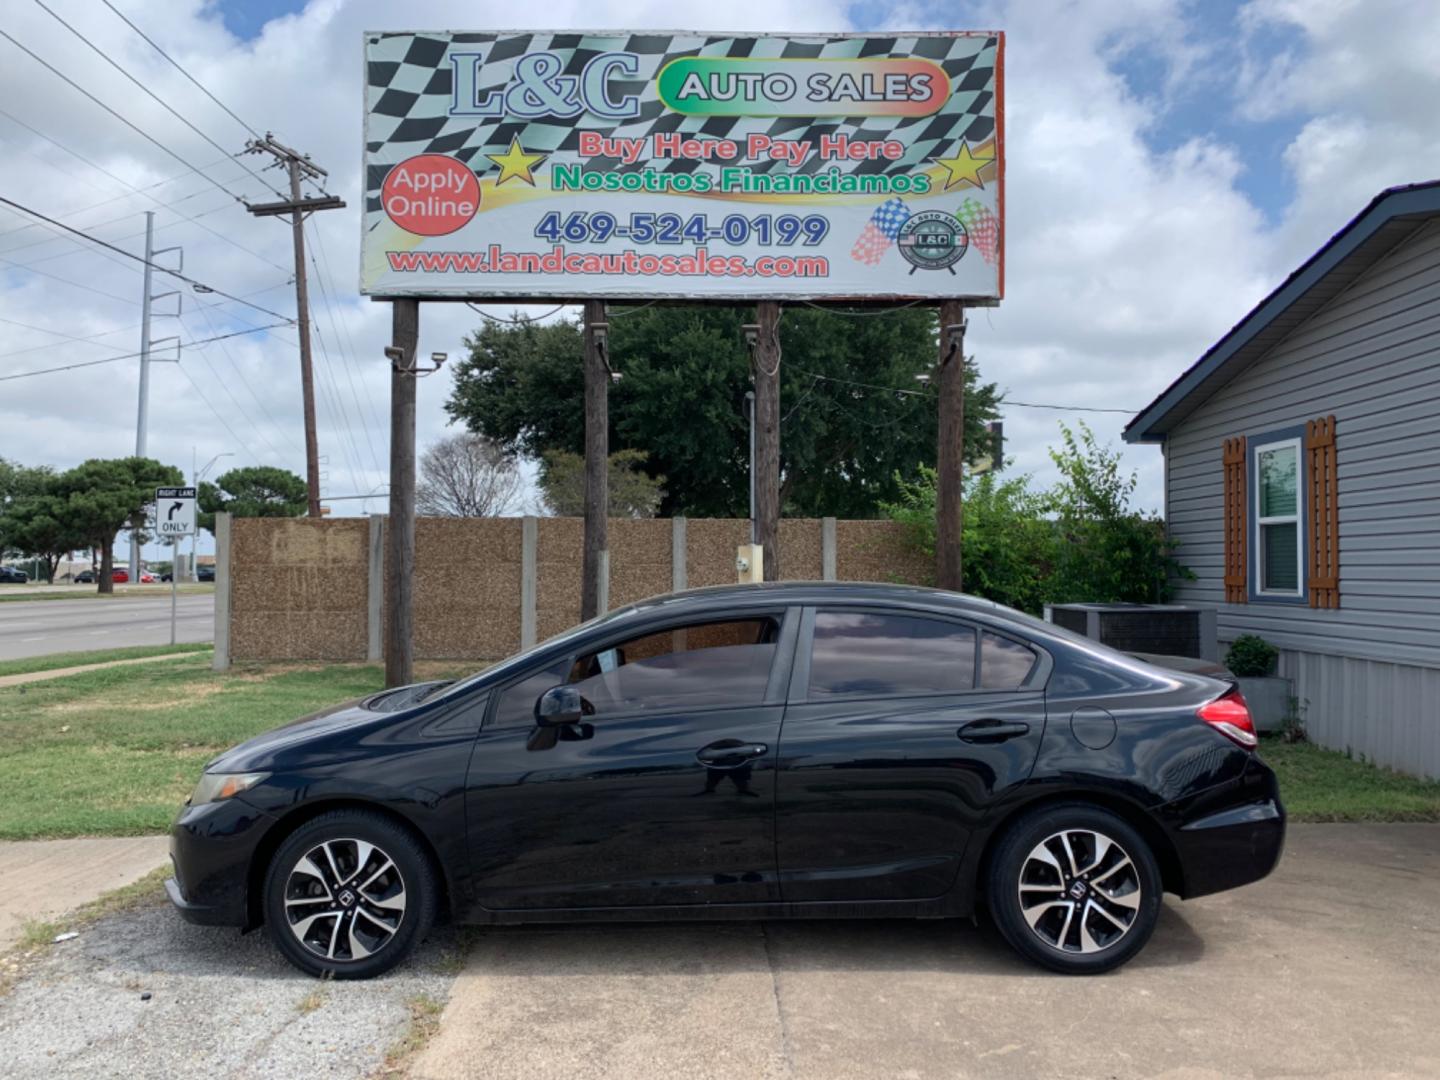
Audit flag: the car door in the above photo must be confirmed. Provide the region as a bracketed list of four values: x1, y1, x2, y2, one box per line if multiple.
[775, 605, 1049, 903]
[464, 606, 798, 911]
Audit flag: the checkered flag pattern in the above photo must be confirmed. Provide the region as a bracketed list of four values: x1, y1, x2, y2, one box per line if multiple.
[851, 198, 912, 264]
[364, 32, 999, 215]
[957, 197, 1000, 265]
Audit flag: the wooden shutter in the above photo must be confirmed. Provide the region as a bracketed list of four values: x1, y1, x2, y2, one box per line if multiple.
[1222, 436, 1247, 603]
[1306, 415, 1339, 608]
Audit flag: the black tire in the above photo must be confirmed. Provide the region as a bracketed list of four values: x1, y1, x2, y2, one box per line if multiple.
[986, 803, 1162, 975]
[263, 809, 437, 980]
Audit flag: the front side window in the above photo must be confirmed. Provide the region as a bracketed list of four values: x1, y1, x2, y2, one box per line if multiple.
[566, 617, 779, 716]
[1255, 438, 1303, 596]
[808, 611, 975, 698]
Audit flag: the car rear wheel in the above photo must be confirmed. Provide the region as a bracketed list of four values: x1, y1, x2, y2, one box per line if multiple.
[263, 809, 436, 980]
[987, 804, 1161, 974]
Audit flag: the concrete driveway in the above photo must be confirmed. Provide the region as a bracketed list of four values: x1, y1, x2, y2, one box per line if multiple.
[413, 824, 1440, 1080]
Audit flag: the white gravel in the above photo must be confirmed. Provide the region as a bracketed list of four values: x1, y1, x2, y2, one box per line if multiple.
[0, 898, 462, 1079]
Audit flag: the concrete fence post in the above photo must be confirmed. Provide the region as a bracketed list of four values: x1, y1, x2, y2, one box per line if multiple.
[520, 516, 538, 649]
[597, 550, 610, 614]
[367, 514, 385, 662]
[212, 512, 231, 671]
[821, 517, 838, 581]
[672, 516, 687, 592]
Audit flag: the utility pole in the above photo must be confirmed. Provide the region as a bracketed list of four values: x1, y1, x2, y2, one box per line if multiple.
[936, 302, 967, 592]
[129, 211, 155, 584]
[245, 134, 346, 518]
[581, 301, 609, 621]
[384, 301, 419, 689]
[750, 302, 782, 581]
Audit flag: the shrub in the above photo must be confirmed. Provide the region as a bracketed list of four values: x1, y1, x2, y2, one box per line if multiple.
[1226, 634, 1279, 677]
[884, 421, 1189, 614]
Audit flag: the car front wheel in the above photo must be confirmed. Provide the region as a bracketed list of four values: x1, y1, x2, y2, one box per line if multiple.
[987, 803, 1161, 975]
[263, 809, 436, 979]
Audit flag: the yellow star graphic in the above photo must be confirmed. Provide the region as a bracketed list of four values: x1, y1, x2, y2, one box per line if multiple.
[485, 137, 547, 187]
[933, 141, 994, 191]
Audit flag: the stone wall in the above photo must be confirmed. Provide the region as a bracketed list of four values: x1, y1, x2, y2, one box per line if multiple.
[222, 515, 928, 664]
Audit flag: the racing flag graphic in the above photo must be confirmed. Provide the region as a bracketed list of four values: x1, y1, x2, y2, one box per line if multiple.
[850, 198, 912, 265]
[957, 198, 1000, 265]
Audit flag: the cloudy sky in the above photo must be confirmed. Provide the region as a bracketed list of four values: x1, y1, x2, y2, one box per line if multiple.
[2, 0, 1437, 560]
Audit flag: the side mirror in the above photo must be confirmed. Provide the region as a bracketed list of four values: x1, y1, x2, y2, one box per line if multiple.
[535, 684, 593, 727]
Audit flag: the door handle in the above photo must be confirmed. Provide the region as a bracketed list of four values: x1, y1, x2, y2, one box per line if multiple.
[696, 739, 769, 768]
[958, 719, 1031, 744]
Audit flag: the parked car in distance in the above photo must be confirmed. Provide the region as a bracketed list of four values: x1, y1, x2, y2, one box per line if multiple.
[197, 564, 215, 583]
[74, 568, 129, 584]
[168, 583, 1284, 980]
[138, 572, 156, 584]
[0, 566, 28, 584]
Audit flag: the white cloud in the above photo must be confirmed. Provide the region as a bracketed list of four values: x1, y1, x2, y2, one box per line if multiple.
[2, 0, 1437, 566]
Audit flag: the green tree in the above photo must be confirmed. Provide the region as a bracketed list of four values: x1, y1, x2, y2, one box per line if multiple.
[54, 457, 183, 594]
[198, 466, 308, 534]
[0, 465, 89, 582]
[538, 448, 665, 518]
[884, 422, 1189, 613]
[887, 467, 1056, 613]
[444, 307, 1000, 517]
[1045, 421, 1186, 605]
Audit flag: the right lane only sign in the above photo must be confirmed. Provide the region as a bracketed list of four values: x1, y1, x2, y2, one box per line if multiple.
[155, 486, 197, 539]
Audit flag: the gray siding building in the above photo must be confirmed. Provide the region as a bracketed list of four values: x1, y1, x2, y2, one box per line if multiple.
[1126, 182, 1440, 780]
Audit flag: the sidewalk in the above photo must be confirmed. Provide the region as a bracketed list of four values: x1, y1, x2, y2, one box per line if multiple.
[0, 836, 169, 949]
[0, 652, 202, 689]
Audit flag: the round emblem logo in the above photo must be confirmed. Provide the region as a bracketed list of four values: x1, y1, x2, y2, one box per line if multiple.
[897, 211, 969, 271]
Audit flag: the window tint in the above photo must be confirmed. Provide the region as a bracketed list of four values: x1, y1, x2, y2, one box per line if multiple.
[493, 658, 571, 728]
[568, 618, 778, 715]
[979, 631, 1037, 689]
[808, 611, 974, 698]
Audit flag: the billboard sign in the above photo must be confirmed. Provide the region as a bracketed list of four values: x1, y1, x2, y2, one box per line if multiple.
[362, 31, 1003, 301]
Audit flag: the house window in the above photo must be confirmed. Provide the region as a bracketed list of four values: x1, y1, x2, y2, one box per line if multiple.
[1255, 437, 1303, 597]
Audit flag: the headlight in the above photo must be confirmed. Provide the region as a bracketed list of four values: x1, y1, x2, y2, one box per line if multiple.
[190, 771, 268, 806]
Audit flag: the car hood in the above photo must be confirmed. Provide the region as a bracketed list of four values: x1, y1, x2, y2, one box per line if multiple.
[202, 681, 449, 773]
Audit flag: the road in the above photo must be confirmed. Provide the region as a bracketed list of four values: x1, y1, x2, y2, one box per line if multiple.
[0, 594, 214, 661]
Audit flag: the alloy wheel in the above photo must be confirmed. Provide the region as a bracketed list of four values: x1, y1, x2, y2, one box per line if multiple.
[283, 838, 407, 963]
[1017, 828, 1142, 954]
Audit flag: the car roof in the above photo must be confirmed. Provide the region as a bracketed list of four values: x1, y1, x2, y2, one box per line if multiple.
[616, 581, 1010, 618]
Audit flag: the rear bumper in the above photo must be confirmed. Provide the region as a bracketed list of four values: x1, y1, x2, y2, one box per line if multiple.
[1167, 757, 1286, 899]
[167, 796, 277, 928]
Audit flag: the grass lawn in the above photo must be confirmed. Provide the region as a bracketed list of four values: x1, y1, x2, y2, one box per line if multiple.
[1259, 735, 1440, 822]
[0, 584, 215, 603]
[0, 643, 213, 680]
[0, 654, 471, 840]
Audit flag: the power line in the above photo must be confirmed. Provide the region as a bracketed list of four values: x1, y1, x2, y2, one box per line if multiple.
[0, 322, 291, 382]
[177, 308, 293, 461]
[100, 0, 263, 141]
[786, 367, 1138, 414]
[0, 27, 249, 205]
[0, 194, 295, 323]
[0, 108, 290, 274]
[30, 0, 284, 200]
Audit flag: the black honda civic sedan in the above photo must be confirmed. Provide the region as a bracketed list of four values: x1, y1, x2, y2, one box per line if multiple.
[167, 583, 1283, 978]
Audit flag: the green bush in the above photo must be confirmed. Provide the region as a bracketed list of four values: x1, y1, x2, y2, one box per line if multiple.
[1226, 634, 1279, 677]
[884, 421, 1190, 614]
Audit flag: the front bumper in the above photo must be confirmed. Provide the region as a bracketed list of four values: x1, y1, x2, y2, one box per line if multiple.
[1167, 756, 1286, 899]
[168, 795, 277, 928]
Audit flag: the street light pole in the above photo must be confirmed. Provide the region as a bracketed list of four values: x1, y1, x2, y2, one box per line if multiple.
[193, 449, 233, 582]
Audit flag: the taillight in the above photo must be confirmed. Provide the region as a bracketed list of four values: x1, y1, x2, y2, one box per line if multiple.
[1197, 689, 1258, 749]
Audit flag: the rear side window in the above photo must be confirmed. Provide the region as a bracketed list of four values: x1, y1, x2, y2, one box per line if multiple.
[979, 631, 1038, 689]
[808, 611, 975, 698]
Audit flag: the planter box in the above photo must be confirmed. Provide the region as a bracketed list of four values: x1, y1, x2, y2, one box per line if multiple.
[1235, 675, 1291, 732]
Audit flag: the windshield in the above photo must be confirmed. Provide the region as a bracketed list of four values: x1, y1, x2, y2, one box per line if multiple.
[430, 603, 643, 701]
